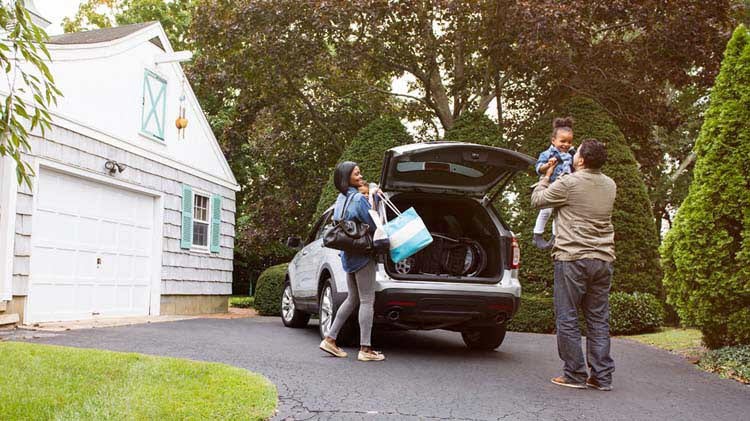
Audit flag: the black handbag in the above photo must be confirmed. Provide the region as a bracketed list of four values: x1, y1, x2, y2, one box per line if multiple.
[323, 193, 373, 253]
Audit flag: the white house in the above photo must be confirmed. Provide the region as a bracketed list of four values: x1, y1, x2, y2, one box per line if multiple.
[0, 19, 239, 325]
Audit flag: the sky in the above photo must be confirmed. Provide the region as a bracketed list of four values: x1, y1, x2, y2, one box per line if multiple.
[34, 0, 85, 35]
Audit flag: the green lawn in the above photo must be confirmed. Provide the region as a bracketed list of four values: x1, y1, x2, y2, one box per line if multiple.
[624, 327, 703, 356]
[0, 341, 277, 420]
[229, 296, 255, 309]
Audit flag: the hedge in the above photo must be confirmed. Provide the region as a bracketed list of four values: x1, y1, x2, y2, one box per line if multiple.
[660, 25, 750, 349]
[314, 116, 412, 220]
[609, 292, 665, 335]
[508, 292, 664, 335]
[506, 97, 662, 296]
[253, 263, 288, 316]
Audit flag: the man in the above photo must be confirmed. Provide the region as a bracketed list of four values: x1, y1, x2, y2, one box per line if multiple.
[531, 138, 616, 391]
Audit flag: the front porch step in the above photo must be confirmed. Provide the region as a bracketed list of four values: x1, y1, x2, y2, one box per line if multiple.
[0, 313, 20, 327]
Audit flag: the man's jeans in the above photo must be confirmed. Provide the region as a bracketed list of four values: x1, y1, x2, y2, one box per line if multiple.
[554, 259, 615, 386]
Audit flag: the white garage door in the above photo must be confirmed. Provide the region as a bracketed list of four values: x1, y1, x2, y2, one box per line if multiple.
[26, 169, 155, 323]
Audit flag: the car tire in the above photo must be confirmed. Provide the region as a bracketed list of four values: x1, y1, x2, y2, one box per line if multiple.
[461, 326, 506, 351]
[318, 278, 358, 345]
[281, 280, 310, 328]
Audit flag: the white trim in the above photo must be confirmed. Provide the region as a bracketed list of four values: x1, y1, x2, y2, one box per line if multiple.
[24, 159, 163, 322]
[0, 156, 18, 301]
[191, 191, 210, 249]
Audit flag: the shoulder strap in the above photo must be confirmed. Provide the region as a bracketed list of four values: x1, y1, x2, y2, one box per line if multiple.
[334, 192, 357, 222]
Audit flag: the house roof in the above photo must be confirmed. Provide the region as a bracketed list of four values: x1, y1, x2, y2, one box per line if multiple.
[48, 22, 158, 45]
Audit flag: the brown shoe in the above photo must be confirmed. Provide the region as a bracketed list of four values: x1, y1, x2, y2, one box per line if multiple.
[551, 376, 587, 389]
[586, 377, 612, 391]
[319, 340, 347, 358]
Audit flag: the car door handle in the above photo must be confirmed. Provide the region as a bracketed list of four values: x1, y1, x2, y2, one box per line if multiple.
[302, 251, 309, 256]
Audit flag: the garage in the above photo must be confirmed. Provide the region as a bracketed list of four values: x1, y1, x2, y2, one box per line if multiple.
[25, 168, 156, 323]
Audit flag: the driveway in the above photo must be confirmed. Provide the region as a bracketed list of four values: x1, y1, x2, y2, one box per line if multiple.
[13, 317, 749, 420]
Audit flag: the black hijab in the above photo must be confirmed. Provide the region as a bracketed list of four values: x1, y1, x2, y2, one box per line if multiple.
[333, 161, 358, 194]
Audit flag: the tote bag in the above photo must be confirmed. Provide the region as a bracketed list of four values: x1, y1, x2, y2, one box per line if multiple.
[379, 194, 433, 263]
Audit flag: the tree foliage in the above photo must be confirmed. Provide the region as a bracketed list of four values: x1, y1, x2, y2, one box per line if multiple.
[62, 0, 194, 51]
[314, 116, 412, 218]
[507, 97, 662, 296]
[0, 0, 62, 187]
[660, 25, 750, 349]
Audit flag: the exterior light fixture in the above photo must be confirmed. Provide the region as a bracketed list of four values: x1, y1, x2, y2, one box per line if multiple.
[104, 160, 126, 175]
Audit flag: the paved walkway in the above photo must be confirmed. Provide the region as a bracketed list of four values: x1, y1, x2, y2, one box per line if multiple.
[12, 316, 750, 420]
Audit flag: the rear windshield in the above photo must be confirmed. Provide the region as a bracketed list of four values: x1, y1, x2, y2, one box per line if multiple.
[395, 161, 504, 187]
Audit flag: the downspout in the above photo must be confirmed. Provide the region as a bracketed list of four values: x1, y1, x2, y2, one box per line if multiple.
[0, 155, 18, 301]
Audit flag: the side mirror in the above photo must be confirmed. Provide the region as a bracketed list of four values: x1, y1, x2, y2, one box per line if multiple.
[286, 236, 302, 249]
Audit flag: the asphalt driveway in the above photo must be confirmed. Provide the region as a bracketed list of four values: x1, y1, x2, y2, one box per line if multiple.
[12, 317, 749, 420]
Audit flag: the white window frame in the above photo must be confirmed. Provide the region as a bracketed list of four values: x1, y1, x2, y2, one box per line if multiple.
[191, 190, 212, 252]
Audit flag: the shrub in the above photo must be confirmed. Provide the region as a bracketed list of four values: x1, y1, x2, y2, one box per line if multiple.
[229, 296, 255, 309]
[253, 263, 289, 316]
[699, 345, 750, 384]
[507, 295, 555, 333]
[314, 116, 412, 219]
[508, 292, 664, 335]
[609, 292, 664, 335]
[506, 97, 662, 296]
[660, 25, 750, 349]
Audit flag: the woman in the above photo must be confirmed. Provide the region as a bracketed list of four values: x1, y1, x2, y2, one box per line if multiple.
[319, 161, 385, 362]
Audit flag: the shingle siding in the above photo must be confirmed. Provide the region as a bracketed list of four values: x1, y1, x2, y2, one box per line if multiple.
[11, 125, 236, 298]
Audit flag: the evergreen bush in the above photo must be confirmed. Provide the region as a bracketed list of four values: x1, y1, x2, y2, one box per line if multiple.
[660, 25, 750, 349]
[314, 116, 412, 219]
[609, 292, 665, 335]
[507, 97, 662, 295]
[253, 263, 289, 316]
[507, 295, 556, 333]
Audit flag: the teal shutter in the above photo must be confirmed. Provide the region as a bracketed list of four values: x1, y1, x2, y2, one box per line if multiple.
[210, 194, 222, 253]
[141, 70, 167, 140]
[181, 185, 193, 249]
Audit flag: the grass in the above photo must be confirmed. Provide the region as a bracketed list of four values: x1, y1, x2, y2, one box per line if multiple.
[624, 327, 704, 357]
[0, 341, 277, 420]
[230, 296, 255, 309]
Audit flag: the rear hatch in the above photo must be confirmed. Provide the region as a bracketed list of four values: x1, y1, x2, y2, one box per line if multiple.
[379, 142, 534, 197]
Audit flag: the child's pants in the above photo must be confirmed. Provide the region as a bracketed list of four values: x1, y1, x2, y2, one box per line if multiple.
[534, 208, 556, 235]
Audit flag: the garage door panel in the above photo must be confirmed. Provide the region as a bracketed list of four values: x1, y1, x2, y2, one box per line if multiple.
[27, 169, 156, 323]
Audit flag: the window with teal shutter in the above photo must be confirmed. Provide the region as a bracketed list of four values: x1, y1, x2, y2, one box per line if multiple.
[180, 185, 193, 249]
[141, 70, 167, 140]
[210, 195, 222, 253]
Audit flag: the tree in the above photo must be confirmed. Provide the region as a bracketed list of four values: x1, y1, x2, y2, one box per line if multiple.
[314, 116, 412, 218]
[660, 25, 750, 349]
[0, 0, 61, 187]
[62, 0, 194, 51]
[507, 97, 662, 296]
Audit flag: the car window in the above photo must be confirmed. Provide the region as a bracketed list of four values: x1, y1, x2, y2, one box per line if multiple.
[307, 210, 333, 243]
[315, 211, 334, 240]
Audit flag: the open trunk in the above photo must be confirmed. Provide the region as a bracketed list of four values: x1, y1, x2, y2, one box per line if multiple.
[382, 193, 506, 283]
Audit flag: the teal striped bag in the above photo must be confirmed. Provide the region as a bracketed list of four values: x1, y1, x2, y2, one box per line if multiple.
[380, 195, 433, 263]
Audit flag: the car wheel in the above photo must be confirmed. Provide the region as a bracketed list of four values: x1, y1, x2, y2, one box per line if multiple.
[318, 280, 335, 338]
[281, 280, 310, 328]
[461, 326, 506, 351]
[318, 278, 358, 345]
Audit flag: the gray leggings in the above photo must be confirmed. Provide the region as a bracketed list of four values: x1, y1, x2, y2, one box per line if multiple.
[328, 260, 376, 347]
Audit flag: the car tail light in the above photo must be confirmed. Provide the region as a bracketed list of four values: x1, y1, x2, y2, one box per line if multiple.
[387, 300, 416, 307]
[510, 236, 520, 269]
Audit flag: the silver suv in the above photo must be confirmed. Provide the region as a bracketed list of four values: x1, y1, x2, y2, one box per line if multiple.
[282, 142, 533, 350]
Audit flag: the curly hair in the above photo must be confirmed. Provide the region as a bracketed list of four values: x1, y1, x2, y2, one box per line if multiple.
[578, 138, 607, 169]
[551, 116, 574, 140]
